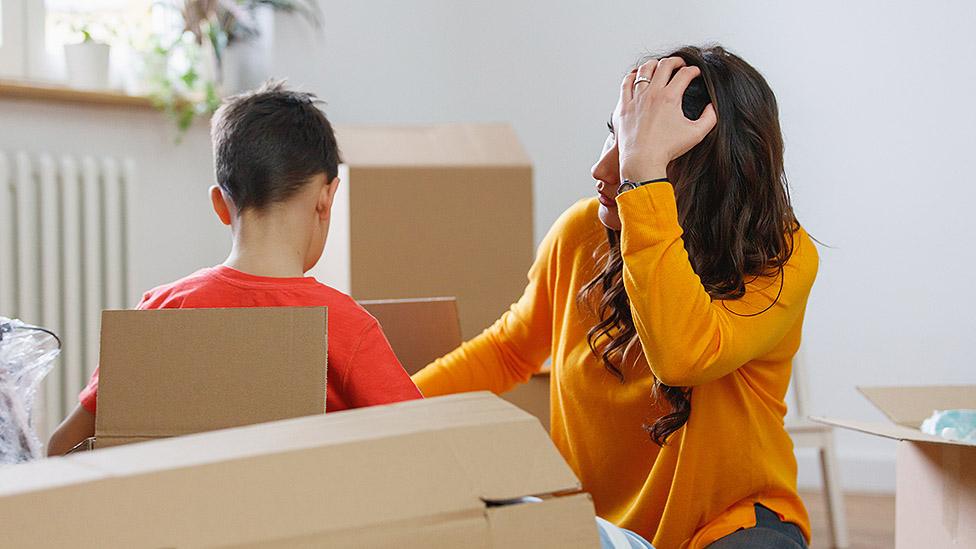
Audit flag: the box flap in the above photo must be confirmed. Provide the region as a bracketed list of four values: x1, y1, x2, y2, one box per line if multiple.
[83, 392, 578, 500]
[360, 297, 463, 375]
[335, 123, 531, 167]
[858, 385, 976, 427]
[0, 393, 584, 548]
[812, 416, 976, 447]
[96, 307, 327, 439]
[0, 458, 106, 496]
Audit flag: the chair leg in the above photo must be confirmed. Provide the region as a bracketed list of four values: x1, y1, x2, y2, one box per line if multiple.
[819, 433, 850, 548]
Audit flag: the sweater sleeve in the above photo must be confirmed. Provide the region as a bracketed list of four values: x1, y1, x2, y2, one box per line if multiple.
[616, 182, 818, 387]
[411, 203, 571, 397]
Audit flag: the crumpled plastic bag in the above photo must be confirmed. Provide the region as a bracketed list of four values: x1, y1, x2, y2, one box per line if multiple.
[920, 409, 976, 444]
[0, 317, 61, 464]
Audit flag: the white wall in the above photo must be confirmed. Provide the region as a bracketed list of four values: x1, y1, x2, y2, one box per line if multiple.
[268, 0, 976, 492]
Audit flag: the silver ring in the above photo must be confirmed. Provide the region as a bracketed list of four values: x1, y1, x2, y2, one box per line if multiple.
[634, 76, 652, 87]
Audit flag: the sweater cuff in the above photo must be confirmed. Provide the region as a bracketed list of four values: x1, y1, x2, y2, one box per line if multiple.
[617, 181, 683, 250]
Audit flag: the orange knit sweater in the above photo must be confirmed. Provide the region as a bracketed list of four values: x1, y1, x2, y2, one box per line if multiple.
[413, 182, 818, 548]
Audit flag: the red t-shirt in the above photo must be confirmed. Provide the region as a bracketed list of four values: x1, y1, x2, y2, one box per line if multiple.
[79, 265, 421, 414]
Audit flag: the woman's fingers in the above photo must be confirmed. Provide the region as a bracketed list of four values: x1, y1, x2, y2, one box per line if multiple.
[694, 103, 718, 136]
[634, 59, 658, 94]
[620, 69, 638, 103]
[649, 56, 685, 88]
[665, 66, 701, 97]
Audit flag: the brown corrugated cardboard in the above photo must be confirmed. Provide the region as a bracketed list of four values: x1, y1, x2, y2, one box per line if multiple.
[311, 124, 534, 340]
[500, 374, 551, 432]
[0, 393, 599, 548]
[360, 297, 462, 375]
[813, 385, 976, 547]
[336, 123, 532, 167]
[93, 307, 328, 448]
[858, 385, 976, 428]
[361, 296, 551, 430]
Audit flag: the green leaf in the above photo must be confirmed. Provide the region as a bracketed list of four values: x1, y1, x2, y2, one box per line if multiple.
[181, 67, 199, 87]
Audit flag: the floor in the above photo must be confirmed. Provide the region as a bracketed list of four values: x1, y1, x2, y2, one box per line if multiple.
[800, 491, 895, 549]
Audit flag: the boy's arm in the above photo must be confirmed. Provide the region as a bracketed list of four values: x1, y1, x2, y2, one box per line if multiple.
[47, 404, 95, 456]
[340, 320, 423, 408]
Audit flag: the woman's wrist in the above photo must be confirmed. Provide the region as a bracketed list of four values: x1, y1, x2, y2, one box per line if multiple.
[618, 177, 670, 195]
[620, 166, 668, 184]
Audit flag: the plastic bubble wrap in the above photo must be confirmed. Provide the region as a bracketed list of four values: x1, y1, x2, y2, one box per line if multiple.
[0, 317, 61, 464]
[920, 409, 976, 444]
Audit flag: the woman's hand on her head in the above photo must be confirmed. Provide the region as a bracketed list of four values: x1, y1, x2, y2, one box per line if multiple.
[614, 57, 717, 183]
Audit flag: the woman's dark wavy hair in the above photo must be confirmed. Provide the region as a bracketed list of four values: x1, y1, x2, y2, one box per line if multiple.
[578, 45, 799, 446]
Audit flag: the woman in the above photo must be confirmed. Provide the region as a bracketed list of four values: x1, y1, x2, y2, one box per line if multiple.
[413, 45, 817, 549]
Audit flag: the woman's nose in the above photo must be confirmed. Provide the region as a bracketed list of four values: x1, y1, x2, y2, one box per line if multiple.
[591, 161, 602, 183]
[592, 149, 617, 185]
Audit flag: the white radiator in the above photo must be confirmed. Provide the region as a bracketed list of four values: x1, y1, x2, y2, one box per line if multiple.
[0, 151, 135, 437]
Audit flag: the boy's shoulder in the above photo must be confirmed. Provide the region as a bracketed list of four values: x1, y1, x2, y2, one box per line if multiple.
[137, 268, 217, 309]
[305, 281, 379, 325]
[138, 267, 379, 332]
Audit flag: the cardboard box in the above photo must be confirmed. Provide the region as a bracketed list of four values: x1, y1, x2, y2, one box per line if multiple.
[498, 373, 551, 431]
[362, 296, 551, 431]
[311, 124, 535, 340]
[361, 297, 462, 375]
[0, 393, 599, 548]
[90, 307, 328, 449]
[814, 385, 976, 548]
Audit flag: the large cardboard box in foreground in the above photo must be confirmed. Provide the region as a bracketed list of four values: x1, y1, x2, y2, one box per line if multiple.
[312, 124, 534, 339]
[0, 393, 598, 548]
[362, 297, 551, 430]
[90, 307, 328, 448]
[814, 385, 976, 548]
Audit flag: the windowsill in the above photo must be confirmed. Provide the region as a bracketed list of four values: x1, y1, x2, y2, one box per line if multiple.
[0, 80, 155, 110]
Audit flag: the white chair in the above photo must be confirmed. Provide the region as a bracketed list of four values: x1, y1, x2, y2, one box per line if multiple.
[786, 352, 850, 548]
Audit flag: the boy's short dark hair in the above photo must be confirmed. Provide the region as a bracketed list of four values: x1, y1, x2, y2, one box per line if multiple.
[211, 80, 340, 212]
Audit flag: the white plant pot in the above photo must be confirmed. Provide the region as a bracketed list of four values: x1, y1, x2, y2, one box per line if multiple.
[64, 42, 111, 91]
[221, 6, 275, 94]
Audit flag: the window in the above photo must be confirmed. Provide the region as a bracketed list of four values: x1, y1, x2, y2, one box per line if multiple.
[0, 0, 26, 77]
[0, 0, 153, 84]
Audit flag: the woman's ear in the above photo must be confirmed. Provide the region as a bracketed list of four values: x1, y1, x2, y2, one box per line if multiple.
[210, 185, 233, 226]
[317, 176, 340, 220]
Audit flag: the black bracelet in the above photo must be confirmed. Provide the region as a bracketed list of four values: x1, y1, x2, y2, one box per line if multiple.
[617, 177, 670, 195]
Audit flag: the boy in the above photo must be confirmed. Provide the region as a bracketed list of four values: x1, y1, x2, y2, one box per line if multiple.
[48, 82, 421, 455]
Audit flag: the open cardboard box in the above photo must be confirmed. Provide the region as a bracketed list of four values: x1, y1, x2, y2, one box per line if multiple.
[2, 393, 598, 548]
[362, 297, 551, 430]
[77, 307, 328, 450]
[814, 385, 976, 548]
[360, 297, 462, 375]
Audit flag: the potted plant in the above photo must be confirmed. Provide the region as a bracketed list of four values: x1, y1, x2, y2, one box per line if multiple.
[145, 0, 320, 137]
[64, 26, 112, 91]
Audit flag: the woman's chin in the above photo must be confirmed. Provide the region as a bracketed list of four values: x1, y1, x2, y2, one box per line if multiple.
[598, 204, 622, 231]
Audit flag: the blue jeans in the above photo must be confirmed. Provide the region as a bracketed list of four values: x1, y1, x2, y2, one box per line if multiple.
[597, 517, 655, 549]
[597, 504, 808, 549]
